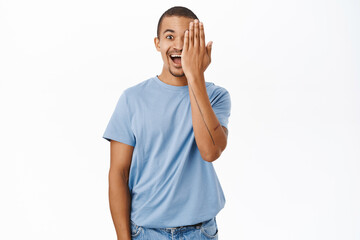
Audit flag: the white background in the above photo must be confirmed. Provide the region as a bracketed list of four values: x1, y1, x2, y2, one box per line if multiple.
[0, 0, 359, 239]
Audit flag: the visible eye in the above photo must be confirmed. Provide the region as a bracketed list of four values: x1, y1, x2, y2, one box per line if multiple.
[166, 35, 174, 40]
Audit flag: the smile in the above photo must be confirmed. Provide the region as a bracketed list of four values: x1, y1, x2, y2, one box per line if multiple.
[169, 54, 182, 66]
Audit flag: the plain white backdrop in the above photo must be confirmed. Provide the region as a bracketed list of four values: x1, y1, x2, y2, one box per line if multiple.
[0, 0, 359, 239]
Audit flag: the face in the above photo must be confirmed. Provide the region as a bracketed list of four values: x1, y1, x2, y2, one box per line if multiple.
[154, 16, 194, 78]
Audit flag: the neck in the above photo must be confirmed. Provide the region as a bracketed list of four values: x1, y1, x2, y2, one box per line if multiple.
[158, 67, 188, 86]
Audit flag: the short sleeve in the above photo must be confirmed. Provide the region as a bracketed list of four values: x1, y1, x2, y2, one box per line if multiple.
[102, 91, 136, 146]
[211, 87, 231, 129]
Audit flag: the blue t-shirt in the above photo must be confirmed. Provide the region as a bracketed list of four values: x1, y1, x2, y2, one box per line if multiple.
[103, 76, 231, 228]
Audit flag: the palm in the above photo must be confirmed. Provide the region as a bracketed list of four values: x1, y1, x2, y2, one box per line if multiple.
[181, 20, 213, 76]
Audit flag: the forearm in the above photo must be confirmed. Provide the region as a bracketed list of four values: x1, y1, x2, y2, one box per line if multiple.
[187, 73, 227, 162]
[109, 170, 131, 240]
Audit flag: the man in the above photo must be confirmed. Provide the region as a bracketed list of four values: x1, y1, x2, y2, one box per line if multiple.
[103, 6, 231, 240]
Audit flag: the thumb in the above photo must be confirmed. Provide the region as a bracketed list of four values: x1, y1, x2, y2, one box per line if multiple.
[206, 41, 213, 58]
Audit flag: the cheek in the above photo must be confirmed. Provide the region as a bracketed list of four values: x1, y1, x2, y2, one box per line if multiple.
[161, 49, 170, 60]
[162, 52, 168, 61]
[159, 43, 171, 62]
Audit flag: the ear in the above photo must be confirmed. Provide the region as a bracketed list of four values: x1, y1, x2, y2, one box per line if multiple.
[154, 37, 161, 52]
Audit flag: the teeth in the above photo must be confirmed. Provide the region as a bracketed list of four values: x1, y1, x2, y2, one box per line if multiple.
[170, 55, 181, 58]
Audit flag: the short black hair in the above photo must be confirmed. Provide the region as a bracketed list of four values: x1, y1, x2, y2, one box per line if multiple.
[157, 6, 198, 39]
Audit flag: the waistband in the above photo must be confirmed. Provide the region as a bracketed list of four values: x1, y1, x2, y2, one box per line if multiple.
[160, 221, 203, 231]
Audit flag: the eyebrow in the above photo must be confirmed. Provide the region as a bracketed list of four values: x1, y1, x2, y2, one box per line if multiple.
[163, 29, 175, 35]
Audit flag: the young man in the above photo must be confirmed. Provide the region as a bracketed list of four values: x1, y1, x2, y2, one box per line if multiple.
[103, 6, 231, 240]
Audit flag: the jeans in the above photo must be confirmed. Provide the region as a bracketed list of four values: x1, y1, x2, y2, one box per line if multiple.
[130, 217, 219, 240]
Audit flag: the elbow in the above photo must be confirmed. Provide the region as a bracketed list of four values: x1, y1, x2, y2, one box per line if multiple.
[202, 147, 222, 163]
[108, 168, 129, 185]
[200, 137, 227, 162]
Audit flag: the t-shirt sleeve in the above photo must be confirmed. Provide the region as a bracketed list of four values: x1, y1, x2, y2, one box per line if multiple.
[102, 91, 136, 146]
[211, 87, 231, 130]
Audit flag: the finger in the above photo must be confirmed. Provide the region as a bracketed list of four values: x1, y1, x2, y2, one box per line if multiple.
[206, 41, 213, 58]
[200, 22, 205, 49]
[183, 30, 189, 52]
[194, 19, 199, 48]
[189, 21, 194, 47]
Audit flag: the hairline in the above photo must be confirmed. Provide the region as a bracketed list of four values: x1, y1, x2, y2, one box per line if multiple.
[157, 15, 197, 39]
[157, 6, 198, 39]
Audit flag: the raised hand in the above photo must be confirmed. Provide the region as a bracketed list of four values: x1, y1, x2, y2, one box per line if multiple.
[181, 19, 213, 78]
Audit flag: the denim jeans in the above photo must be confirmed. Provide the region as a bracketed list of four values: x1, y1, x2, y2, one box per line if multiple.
[130, 217, 219, 240]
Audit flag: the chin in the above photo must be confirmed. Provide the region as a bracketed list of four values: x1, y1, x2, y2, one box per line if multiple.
[169, 68, 185, 78]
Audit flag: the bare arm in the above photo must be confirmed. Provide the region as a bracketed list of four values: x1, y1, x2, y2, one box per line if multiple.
[108, 140, 134, 240]
[187, 74, 228, 162]
[181, 19, 228, 162]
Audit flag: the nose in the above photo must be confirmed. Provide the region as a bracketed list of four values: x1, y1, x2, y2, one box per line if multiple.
[173, 37, 184, 51]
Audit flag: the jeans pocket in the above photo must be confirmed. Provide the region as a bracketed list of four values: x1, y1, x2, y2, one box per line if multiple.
[130, 220, 142, 238]
[200, 217, 218, 239]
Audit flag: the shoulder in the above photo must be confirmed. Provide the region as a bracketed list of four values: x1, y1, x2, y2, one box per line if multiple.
[122, 77, 155, 100]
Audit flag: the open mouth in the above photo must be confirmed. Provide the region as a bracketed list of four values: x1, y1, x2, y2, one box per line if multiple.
[170, 54, 182, 66]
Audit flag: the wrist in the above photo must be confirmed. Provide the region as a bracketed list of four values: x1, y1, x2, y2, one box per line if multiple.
[186, 72, 204, 82]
